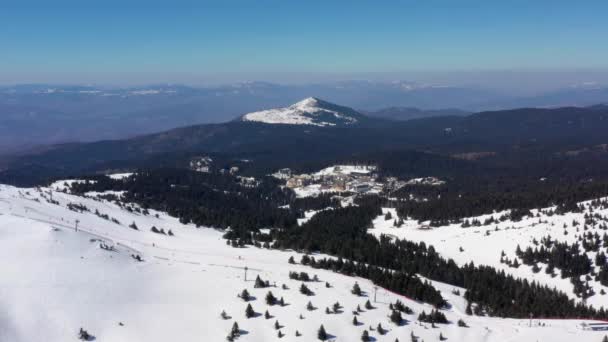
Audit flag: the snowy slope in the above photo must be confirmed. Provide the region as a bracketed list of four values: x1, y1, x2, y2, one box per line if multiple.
[240, 97, 363, 126]
[370, 204, 608, 309]
[0, 184, 604, 342]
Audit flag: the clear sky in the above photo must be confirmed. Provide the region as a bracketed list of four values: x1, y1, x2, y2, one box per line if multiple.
[1, 0, 608, 85]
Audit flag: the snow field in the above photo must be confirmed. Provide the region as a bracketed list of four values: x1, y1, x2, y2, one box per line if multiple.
[0, 184, 604, 341]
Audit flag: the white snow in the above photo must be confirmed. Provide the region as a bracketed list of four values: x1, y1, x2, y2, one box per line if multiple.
[293, 184, 328, 198]
[370, 203, 608, 308]
[241, 97, 358, 126]
[0, 183, 605, 341]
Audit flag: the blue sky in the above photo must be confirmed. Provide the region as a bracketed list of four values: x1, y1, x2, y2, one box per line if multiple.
[1, 0, 608, 85]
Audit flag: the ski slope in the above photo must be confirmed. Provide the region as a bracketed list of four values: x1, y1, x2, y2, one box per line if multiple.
[0, 183, 604, 341]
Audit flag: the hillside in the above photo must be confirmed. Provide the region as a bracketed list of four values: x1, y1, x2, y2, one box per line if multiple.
[363, 107, 469, 121]
[0, 180, 605, 341]
[3, 103, 608, 186]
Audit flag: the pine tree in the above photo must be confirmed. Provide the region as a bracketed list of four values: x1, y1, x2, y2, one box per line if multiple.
[231, 322, 240, 338]
[365, 299, 373, 310]
[255, 275, 267, 288]
[465, 302, 472, 315]
[390, 310, 403, 325]
[318, 325, 328, 341]
[265, 310, 271, 319]
[274, 320, 280, 330]
[300, 283, 313, 295]
[296, 330, 301, 337]
[245, 304, 255, 318]
[353, 315, 359, 325]
[352, 282, 363, 296]
[277, 330, 284, 338]
[307, 301, 315, 311]
[78, 328, 92, 341]
[288, 256, 295, 264]
[240, 289, 250, 302]
[377, 323, 385, 335]
[279, 297, 285, 306]
[266, 291, 277, 305]
[361, 329, 370, 341]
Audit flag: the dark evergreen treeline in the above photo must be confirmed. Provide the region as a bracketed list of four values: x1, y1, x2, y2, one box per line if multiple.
[516, 238, 592, 279]
[69, 169, 298, 234]
[394, 180, 608, 224]
[66, 168, 347, 239]
[291, 194, 341, 212]
[299, 255, 446, 307]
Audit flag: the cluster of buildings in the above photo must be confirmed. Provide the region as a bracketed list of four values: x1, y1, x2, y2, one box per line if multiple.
[189, 156, 213, 173]
[277, 165, 382, 195]
[189, 156, 239, 175]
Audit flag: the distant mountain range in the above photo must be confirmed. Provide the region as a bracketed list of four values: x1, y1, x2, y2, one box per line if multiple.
[3, 97, 608, 186]
[363, 107, 470, 121]
[0, 81, 608, 153]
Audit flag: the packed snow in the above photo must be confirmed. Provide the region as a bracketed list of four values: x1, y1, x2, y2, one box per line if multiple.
[0, 183, 606, 341]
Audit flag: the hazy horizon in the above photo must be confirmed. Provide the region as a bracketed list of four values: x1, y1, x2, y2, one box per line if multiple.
[3, 1, 608, 94]
[3, 70, 608, 95]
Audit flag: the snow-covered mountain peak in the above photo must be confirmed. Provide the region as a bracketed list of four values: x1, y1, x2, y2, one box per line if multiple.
[240, 97, 365, 127]
[293, 96, 320, 107]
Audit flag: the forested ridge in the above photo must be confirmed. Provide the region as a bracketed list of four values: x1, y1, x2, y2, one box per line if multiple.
[274, 206, 608, 319]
